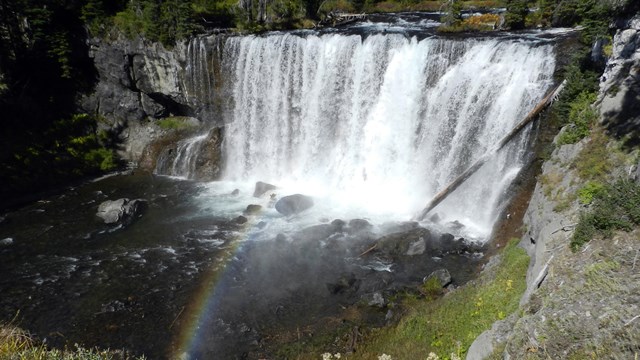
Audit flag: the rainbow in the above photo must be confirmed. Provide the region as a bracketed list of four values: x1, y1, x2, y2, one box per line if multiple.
[171, 214, 265, 359]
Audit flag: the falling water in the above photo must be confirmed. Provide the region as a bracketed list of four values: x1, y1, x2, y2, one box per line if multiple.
[220, 33, 556, 236]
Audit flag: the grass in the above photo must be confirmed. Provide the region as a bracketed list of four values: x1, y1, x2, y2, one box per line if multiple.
[0, 323, 144, 360]
[353, 238, 529, 360]
[156, 116, 198, 131]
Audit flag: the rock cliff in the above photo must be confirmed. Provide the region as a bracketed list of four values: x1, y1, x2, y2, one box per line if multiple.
[80, 34, 227, 163]
[467, 12, 640, 360]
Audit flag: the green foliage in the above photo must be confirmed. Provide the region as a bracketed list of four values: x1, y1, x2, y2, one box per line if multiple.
[114, 0, 199, 46]
[503, 0, 528, 30]
[577, 181, 605, 205]
[556, 91, 597, 145]
[357, 238, 529, 359]
[421, 276, 445, 300]
[551, 0, 612, 44]
[1, 113, 120, 200]
[441, 0, 464, 27]
[550, 52, 601, 135]
[573, 131, 620, 183]
[571, 179, 640, 250]
[157, 116, 197, 130]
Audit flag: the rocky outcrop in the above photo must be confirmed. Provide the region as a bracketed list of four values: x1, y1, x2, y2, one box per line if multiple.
[598, 14, 640, 148]
[80, 34, 228, 163]
[467, 11, 640, 359]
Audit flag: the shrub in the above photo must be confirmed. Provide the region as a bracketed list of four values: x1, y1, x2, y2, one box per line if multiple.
[577, 181, 605, 205]
[556, 91, 597, 145]
[571, 179, 640, 250]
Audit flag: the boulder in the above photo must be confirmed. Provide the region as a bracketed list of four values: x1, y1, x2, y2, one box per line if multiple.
[253, 181, 277, 198]
[234, 215, 248, 224]
[423, 269, 452, 288]
[348, 219, 373, 233]
[275, 194, 314, 216]
[377, 227, 478, 257]
[231, 189, 240, 196]
[96, 198, 146, 225]
[243, 204, 262, 215]
[326, 273, 360, 295]
[295, 223, 341, 242]
[377, 227, 431, 256]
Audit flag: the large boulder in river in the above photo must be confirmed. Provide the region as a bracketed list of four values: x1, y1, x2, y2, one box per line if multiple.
[275, 194, 314, 216]
[96, 198, 146, 225]
[253, 181, 277, 198]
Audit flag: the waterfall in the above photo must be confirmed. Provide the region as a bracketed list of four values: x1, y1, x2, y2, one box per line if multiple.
[220, 33, 556, 236]
[155, 134, 209, 179]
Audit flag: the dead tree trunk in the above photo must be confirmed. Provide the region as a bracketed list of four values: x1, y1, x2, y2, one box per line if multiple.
[415, 80, 567, 221]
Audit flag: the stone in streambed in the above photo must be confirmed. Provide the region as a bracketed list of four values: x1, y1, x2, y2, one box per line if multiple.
[348, 219, 373, 233]
[253, 181, 276, 198]
[274, 194, 314, 216]
[243, 204, 262, 215]
[96, 198, 146, 225]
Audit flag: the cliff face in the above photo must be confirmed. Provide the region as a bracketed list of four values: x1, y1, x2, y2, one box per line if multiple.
[80, 34, 227, 162]
[467, 13, 640, 360]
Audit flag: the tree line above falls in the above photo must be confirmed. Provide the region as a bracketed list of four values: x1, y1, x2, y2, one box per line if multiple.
[0, 0, 635, 206]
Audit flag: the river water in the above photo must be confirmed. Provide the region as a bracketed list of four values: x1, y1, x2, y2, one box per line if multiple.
[0, 13, 572, 359]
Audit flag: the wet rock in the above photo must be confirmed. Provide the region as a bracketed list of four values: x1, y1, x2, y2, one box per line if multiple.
[326, 273, 360, 295]
[253, 181, 276, 198]
[348, 219, 373, 233]
[234, 216, 248, 224]
[447, 220, 465, 231]
[275, 194, 314, 216]
[295, 223, 341, 242]
[377, 227, 478, 257]
[256, 221, 267, 229]
[380, 221, 419, 234]
[361, 292, 386, 308]
[192, 127, 224, 181]
[96, 198, 146, 225]
[243, 204, 262, 215]
[0, 238, 13, 246]
[331, 219, 347, 230]
[423, 269, 452, 288]
[429, 213, 441, 223]
[275, 233, 288, 243]
[377, 227, 431, 256]
[231, 189, 240, 196]
[406, 237, 426, 255]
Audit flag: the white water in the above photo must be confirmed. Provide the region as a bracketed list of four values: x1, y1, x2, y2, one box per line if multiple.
[216, 33, 555, 237]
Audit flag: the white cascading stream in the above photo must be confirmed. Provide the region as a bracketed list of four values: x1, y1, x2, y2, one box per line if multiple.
[220, 33, 556, 236]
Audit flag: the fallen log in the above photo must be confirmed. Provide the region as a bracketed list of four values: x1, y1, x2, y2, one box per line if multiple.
[415, 80, 567, 221]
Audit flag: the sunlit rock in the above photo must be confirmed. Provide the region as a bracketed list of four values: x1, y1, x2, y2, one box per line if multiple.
[96, 198, 146, 225]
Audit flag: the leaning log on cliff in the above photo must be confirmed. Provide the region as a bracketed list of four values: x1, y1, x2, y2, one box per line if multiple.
[415, 80, 567, 221]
